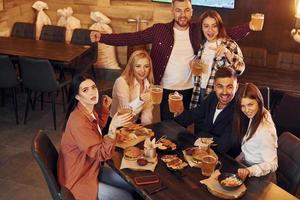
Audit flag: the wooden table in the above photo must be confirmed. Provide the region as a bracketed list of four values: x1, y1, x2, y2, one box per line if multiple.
[239, 65, 300, 96]
[107, 120, 298, 200]
[0, 36, 92, 71]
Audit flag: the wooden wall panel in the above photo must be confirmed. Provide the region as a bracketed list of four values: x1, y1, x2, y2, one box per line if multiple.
[0, 0, 35, 36]
[0, 0, 299, 67]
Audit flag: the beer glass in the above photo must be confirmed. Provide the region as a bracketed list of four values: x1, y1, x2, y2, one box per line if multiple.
[150, 85, 163, 104]
[168, 92, 183, 114]
[117, 105, 133, 115]
[191, 59, 207, 76]
[201, 155, 222, 177]
[251, 13, 264, 31]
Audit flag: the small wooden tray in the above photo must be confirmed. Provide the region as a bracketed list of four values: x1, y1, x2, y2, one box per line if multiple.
[207, 186, 246, 199]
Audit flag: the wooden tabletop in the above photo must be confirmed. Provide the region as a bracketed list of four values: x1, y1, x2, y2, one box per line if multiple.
[107, 120, 298, 200]
[0, 36, 91, 64]
[239, 65, 300, 95]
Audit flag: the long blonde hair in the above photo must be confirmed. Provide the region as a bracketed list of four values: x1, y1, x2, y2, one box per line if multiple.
[121, 50, 154, 90]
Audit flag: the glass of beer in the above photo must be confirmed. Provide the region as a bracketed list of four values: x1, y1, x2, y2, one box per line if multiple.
[201, 155, 222, 177]
[117, 105, 133, 115]
[168, 92, 183, 114]
[150, 85, 163, 104]
[191, 58, 207, 76]
[251, 13, 264, 31]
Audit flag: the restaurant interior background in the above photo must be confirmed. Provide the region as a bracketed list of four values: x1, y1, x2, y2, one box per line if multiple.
[0, 0, 298, 68]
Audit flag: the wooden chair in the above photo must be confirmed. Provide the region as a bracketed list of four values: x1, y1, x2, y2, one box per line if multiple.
[273, 93, 300, 138]
[277, 132, 300, 196]
[40, 25, 66, 43]
[0, 55, 20, 124]
[240, 46, 267, 66]
[11, 22, 36, 39]
[31, 131, 75, 200]
[70, 28, 97, 79]
[19, 57, 69, 130]
[277, 51, 300, 70]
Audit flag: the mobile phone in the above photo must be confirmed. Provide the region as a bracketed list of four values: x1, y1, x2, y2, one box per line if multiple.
[134, 175, 160, 186]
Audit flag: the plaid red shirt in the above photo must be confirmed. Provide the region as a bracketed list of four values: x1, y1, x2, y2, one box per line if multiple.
[101, 21, 250, 85]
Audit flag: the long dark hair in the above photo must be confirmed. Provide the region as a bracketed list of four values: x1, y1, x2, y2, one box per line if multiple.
[63, 74, 95, 130]
[233, 83, 266, 143]
[199, 10, 229, 40]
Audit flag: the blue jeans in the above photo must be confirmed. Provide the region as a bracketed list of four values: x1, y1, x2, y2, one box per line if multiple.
[98, 182, 134, 200]
[98, 164, 134, 200]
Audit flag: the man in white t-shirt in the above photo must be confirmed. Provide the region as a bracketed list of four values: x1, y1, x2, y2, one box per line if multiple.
[174, 67, 240, 156]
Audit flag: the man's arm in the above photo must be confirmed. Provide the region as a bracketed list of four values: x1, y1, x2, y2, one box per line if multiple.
[91, 25, 156, 46]
[227, 23, 251, 41]
[174, 97, 208, 128]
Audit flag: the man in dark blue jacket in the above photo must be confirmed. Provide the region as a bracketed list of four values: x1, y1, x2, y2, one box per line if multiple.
[174, 67, 239, 155]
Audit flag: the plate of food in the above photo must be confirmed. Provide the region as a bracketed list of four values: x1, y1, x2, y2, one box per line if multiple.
[218, 173, 244, 191]
[123, 146, 142, 161]
[187, 148, 209, 165]
[161, 154, 188, 171]
[157, 138, 177, 152]
[194, 137, 215, 151]
[183, 147, 218, 168]
[116, 124, 154, 149]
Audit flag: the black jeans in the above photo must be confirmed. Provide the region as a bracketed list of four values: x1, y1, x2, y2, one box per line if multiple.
[160, 88, 193, 121]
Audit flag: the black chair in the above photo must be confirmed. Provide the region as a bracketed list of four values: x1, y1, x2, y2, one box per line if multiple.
[238, 83, 271, 110]
[19, 57, 69, 130]
[31, 131, 75, 200]
[277, 132, 300, 196]
[273, 93, 300, 137]
[40, 25, 66, 43]
[70, 28, 97, 79]
[11, 22, 36, 39]
[0, 55, 20, 124]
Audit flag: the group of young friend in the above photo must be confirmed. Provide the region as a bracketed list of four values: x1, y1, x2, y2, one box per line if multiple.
[57, 0, 278, 200]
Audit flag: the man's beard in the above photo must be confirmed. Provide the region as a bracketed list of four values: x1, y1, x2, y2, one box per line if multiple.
[175, 17, 190, 28]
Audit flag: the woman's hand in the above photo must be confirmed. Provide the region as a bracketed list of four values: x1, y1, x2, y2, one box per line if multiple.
[101, 95, 112, 110]
[237, 168, 250, 180]
[90, 31, 101, 43]
[108, 112, 133, 139]
[210, 45, 233, 62]
[140, 90, 151, 103]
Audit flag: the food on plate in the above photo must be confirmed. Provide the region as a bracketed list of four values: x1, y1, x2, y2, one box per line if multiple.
[134, 128, 152, 136]
[117, 131, 137, 143]
[161, 154, 188, 170]
[221, 176, 243, 187]
[161, 154, 178, 162]
[124, 146, 142, 161]
[124, 123, 143, 130]
[157, 138, 177, 150]
[191, 149, 208, 164]
[199, 137, 214, 145]
[218, 173, 243, 191]
[137, 158, 148, 166]
[116, 124, 153, 141]
[185, 147, 195, 156]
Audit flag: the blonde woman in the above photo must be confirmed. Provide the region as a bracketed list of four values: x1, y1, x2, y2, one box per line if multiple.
[111, 50, 154, 125]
